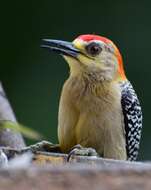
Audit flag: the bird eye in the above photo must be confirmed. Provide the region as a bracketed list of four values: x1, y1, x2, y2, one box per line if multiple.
[86, 42, 102, 56]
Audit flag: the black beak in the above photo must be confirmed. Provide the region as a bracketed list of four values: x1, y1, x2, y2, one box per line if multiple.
[41, 39, 80, 58]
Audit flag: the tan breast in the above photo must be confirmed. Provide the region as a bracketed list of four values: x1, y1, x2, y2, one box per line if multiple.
[58, 76, 127, 160]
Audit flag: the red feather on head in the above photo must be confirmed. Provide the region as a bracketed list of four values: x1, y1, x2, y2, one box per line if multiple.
[77, 34, 112, 44]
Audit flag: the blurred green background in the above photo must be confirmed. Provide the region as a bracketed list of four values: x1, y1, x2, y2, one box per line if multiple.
[0, 0, 149, 160]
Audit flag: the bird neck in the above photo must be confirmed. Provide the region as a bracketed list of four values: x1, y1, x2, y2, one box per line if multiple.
[69, 64, 113, 85]
[68, 69, 113, 98]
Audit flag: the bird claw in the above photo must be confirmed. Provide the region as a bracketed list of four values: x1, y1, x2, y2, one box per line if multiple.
[67, 144, 98, 162]
[27, 141, 61, 153]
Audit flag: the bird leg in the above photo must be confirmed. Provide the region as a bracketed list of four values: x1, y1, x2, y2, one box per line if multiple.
[67, 144, 98, 162]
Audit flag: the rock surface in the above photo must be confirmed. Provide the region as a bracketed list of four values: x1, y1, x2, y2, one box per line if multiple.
[0, 151, 150, 190]
[0, 164, 151, 190]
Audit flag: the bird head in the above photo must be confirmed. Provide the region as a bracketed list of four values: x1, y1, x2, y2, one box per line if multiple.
[42, 34, 126, 82]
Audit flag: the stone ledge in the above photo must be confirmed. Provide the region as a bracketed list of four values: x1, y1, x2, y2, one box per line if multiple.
[0, 151, 149, 190]
[0, 164, 151, 190]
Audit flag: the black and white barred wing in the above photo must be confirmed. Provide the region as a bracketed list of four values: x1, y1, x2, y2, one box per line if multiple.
[120, 81, 142, 161]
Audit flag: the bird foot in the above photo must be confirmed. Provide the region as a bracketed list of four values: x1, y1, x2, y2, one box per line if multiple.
[26, 141, 61, 153]
[67, 144, 98, 162]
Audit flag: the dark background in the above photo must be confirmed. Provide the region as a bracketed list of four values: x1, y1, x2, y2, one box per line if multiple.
[0, 0, 150, 160]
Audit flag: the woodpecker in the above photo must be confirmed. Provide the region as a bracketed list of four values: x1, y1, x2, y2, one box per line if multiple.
[42, 34, 142, 161]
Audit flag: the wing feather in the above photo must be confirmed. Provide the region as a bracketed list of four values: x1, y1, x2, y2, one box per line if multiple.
[120, 81, 142, 161]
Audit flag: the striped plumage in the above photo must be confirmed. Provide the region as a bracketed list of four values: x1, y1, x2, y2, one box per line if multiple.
[120, 81, 142, 161]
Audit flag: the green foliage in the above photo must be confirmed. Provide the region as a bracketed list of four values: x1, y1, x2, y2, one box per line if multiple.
[0, 121, 43, 140]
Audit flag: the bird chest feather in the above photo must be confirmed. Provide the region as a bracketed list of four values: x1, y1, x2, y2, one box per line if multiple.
[58, 76, 127, 160]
